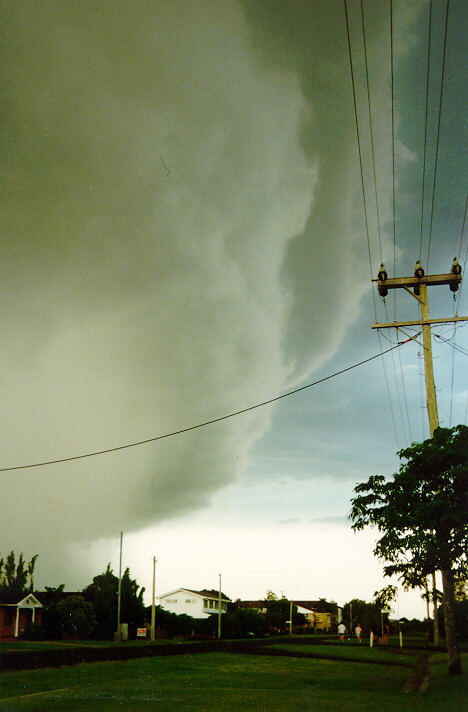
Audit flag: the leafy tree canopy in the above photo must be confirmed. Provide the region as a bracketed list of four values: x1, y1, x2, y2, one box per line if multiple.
[83, 564, 145, 639]
[57, 595, 97, 638]
[0, 551, 38, 595]
[350, 425, 467, 676]
[350, 425, 468, 584]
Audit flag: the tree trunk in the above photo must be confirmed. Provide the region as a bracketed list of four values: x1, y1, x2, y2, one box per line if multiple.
[432, 571, 439, 646]
[441, 567, 461, 676]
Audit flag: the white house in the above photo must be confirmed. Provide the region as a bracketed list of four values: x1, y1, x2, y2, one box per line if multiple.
[158, 588, 230, 619]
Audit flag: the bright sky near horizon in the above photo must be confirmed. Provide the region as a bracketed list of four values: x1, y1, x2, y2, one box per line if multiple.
[2, 0, 467, 620]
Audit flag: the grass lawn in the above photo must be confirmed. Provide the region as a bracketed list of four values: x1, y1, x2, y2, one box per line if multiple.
[269, 641, 420, 665]
[0, 652, 467, 711]
[0, 638, 196, 652]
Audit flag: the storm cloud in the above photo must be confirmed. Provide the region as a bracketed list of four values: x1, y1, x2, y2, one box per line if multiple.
[1, 1, 429, 588]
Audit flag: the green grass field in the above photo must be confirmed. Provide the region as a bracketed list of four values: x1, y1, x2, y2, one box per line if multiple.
[0, 651, 467, 711]
[269, 641, 420, 665]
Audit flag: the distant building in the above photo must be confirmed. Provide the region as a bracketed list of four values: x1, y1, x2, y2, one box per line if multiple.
[0, 592, 43, 638]
[294, 600, 338, 631]
[238, 598, 338, 632]
[236, 600, 267, 613]
[158, 588, 231, 619]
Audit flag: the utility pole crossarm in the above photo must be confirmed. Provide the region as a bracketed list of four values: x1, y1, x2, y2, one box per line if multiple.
[372, 315, 468, 329]
[373, 260, 466, 329]
[373, 272, 461, 291]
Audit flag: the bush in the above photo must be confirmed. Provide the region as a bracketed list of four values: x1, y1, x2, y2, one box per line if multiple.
[57, 595, 97, 639]
[21, 621, 45, 640]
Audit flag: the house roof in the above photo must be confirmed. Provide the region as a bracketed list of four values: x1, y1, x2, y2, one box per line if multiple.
[34, 591, 82, 608]
[0, 592, 43, 607]
[237, 600, 336, 614]
[294, 601, 336, 613]
[236, 600, 267, 609]
[159, 587, 231, 601]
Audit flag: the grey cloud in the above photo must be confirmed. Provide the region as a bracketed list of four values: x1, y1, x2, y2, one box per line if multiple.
[0, 0, 315, 564]
[0, 0, 424, 591]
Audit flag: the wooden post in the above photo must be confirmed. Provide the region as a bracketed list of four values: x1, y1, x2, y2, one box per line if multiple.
[150, 556, 156, 642]
[373, 261, 465, 672]
[218, 574, 222, 640]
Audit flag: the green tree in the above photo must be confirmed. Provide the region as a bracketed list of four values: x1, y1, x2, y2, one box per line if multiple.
[57, 595, 97, 639]
[222, 605, 267, 638]
[83, 564, 145, 639]
[42, 584, 66, 639]
[145, 605, 196, 639]
[350, 425, 468, 676]
[263, 592, 304, 634]
[0, 551, 38, 594]
[373, 585, 398, 611]
[341, 598, 382, 632]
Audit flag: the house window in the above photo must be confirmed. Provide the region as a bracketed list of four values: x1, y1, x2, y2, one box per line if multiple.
[185, 599, 192, 604]
[4, 609, 13, 626]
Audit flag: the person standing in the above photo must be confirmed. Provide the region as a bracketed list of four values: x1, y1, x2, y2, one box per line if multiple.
[338, 622, 346, 643]
[355, 623, 362, 643]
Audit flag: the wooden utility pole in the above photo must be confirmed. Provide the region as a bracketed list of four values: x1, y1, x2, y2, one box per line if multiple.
[372, 258, 466, 651]
[218, 574, 222, 640]
[115, 531, 123, 642]
[150, 556, 156, 642]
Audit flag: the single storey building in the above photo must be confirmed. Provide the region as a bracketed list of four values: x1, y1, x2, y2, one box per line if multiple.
[0, 592, 43, 638]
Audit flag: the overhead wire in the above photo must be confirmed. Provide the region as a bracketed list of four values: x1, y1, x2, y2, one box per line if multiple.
[449, 323, 456, 426]
[435, 332, 468, 358]
[360, 0, 383, 265]
[344, 0, 400, 447]
[397, 339, 413, 441]
[389, 0, 412, 443]
[390, 0, 396, 321]
[0, 341, 414, 473]
[434, 328, 468, 427]
[449, 193, 468, 424]
[425, 0, 450, 272]
[454, 193, 468, 312]
[417, 348, 427, 439]
[419, 0, 433, 262]
[343, 0, 376, 323]
[377, 331, 401, 451]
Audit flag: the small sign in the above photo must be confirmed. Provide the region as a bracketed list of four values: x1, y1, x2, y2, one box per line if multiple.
[137, 628, 147, 638]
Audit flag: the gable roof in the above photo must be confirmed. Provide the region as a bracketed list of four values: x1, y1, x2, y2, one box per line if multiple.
[294, 601, 336, 613]
[0, 592, 43, 607]
[159, 587, 231, 601]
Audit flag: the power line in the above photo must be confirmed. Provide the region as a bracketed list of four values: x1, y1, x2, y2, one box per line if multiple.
[455, 193, 468, 313]
[419, 0, 433, 262]
[343, 0, 376, 322]
[435, 332, 468, 358]
[377, 331, 400, 450]
[345, 0, 408, 448]
[360, 0, 383, 264]
[0, 341, 412, 473]
[390, 0, 396, 320]
[426, 0, 450, 271]
[397, 339, 413, 442]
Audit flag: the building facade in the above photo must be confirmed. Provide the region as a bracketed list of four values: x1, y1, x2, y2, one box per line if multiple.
[0, 593, 43, 638]
[159, 588, 230, 619]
